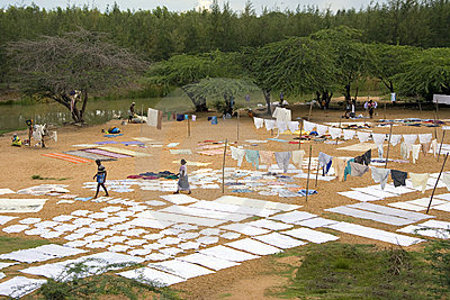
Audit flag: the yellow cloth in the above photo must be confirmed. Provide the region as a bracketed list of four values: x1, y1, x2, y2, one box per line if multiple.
[410, 172, 430, 193]
[332, 157, 347, 182]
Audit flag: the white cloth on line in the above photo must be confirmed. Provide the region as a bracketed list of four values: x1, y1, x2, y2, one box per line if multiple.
[303, 121, 316, 132]
[329, 127, 342, 139]
[264, 119, 276, 131]
[372, 133, 385, 146]
[316, 124, 328, 136]
[147, 108, 159, 127]
[390, 134, 402, 147]
[403, 134, 417, 145]
[412, 144, 422, 164]
[343, 130, 355, 140]
[440, 173, 450, 191]
[272, 107, 291, 122]
[357, 131, 371, 143]
[419, 133, 432, 144]
[287, 121, 299, 133]
[253, 117, 264, 129]
[292, 150, 305, 168]
[276, 121, 288, 133]
[430, 139, 438, 156]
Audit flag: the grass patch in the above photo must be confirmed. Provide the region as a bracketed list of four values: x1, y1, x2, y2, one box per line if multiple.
[275, 243, 445, 299]
[32, 174, 69, 181]
[218, 292, 232, 298]
[0, 236, 50, 254]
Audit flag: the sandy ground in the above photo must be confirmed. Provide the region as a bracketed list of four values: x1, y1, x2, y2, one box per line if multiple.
[0, 104, 449, 299]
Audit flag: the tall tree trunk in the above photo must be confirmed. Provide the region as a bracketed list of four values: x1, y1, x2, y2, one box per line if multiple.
[53, 93, 83, 123]
[344, 84, 351, 101]
[80, 90, 88, 123]
[182, 87, 208, 112]
[263, 89, 271, 116]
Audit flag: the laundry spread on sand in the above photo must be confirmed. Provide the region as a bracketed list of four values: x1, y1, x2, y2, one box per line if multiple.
[42, 153, 91, 164]
[97, 146, 151, 157]
[64, 151, 116, 162]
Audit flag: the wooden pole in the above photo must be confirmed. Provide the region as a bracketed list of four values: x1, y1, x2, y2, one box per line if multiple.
[305, 144, 313, 202]
[141, 104, 144, 117]
[426, 153, 448, 214]
[314, 155, 319, 188]
[385, 124, 393, 169]
[435, 99, 439, 120]
[418, 101, 422, 117]
[222, 139, 228, 194]
[187, 116, 191, 137]
[237, 110, 240, 141]
[298, 119, 303, 150]
[308, 101, 313, 121]
[437, 130, 446, 162]
[384, 102, 387, 120]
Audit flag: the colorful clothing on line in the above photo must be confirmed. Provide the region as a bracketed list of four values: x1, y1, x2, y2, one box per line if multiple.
[245, 149, 260, 169]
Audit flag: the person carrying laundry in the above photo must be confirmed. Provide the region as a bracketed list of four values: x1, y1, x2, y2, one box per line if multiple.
[93, 159, 109, 198]
[174, 159, 191, 194]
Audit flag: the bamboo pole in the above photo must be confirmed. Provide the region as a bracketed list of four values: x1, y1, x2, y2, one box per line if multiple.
[437, 130, 446, 162]
[315, 155, 319, 188]
[385, 124, 393, 169]
[222, 139, 228, 194]
[305, 144, 313, 202]
[384, 102, 387, 119]
[298, 119, 303, 150]
[187, 116, 191, 137]
[426, 153, 448, 214]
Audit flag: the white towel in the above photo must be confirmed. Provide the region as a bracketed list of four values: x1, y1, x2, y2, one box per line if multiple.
[389, 134, 402, 147]
[357, 131, 371, 143]
[276, 121, 288, 133]
[253, 118, 264, 129]
[410, 172, 429, 193]
[147, 108, 159, 127]
[303, 121, 316, 132]
[287, 121, 299, 133]
[372, 133, 386, 146]
[230, 146, 246, 166]
[329, 127, 342, 139]
[343, 130, 355, 140]
[316, 124, 329, 136]
[418, 133, 432, 144]
[264, 119, 276, 131]
[441, 172, 450, 191]
[403, 134, 417, 145]
[412, 144, 422, 164]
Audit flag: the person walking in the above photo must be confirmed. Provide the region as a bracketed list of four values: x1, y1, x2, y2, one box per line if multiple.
[366, 99, 377, 119]
[93, 159, 109, 198]
[174, 159, 191, 194]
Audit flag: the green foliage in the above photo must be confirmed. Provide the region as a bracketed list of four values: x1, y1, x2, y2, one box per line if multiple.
[394, 47, 450, 101]
[37, 261, 179, 300]
[276, 243, 437, 299]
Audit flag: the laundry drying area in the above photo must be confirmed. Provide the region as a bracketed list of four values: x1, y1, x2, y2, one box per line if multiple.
[0, 105, 449, 299]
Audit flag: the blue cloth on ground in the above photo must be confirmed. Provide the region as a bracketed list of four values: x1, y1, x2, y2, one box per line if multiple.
[298, 189, 318, 196]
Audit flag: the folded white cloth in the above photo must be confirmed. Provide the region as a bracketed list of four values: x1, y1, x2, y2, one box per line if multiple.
[403, 134, 417, 145]
[357, 131, 371, 143]
[264, 119, 276, 131]
[316, 124, 329, 136]
[287, 121, 299, 133]
[253, 117, 264, 129]
[389, 134, 402, 147]
[329, 127, 342, 139]
[418, 133, 432, 144]
[303, 121, 316, 132]
[343, 130, 355, 140]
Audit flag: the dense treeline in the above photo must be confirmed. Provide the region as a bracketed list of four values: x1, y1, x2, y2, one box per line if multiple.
[1, 0, 449, 62]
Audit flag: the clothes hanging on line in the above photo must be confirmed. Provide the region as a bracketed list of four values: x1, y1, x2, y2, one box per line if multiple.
[350, 162, 369, 177]
[318, 152, 333, 175]
[357, 131, 371, 143]
[354, 149, 371, 166]
[264, 119, 276, 131]
[391, 170, 407, 187]
[411, 144, 422, 164]
[230, 146, 246, 167]
[390, 134, 402, 147]
[245, 149, 260, 169]
[343, 130, 355, 140]
[332, 157, 347, 182]
[410, 172, 430, 193]
[292, 150, 305, 169]
[253, 117, 264, 129]
[275, 151, 291, 173]
[259, 151, 273, 165]
[370, 166, 390, 190]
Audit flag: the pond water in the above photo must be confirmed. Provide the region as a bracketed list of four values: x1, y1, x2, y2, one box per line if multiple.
[0, 96, 195, 132]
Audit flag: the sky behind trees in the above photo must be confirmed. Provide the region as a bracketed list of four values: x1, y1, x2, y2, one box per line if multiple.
[1, 0, 384, 13]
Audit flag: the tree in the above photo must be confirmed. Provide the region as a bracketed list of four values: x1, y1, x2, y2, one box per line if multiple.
[6, 29, 146, 123]
[367, 43, 421, 93]
[394, 47, 450, 101]
[245, 36, 336, 111]
[310, 26, 369, 101]
[182, 78, 260, 115]
[146, 51, 245, 111]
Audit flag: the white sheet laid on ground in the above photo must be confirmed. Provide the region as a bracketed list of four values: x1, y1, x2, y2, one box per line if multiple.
[253, 232, 306, 249]
[347, 202, 433, 222]
[397, 225, 449, 239]
[136, 211, 226, 227]
[178, 253, 239, 271]
[326, 222, 424, 246]
[352, 187, 398, 199]
[0, 262, 17, 269]
[161, 205, 248, 222]
[214, 195, 301, 211]
[220, 224, 271, 236]
[0, 215, 16, 225]
[435, 193, 450, 201]
[407, 198, 446, 208]
[149, 259, 214, 279]
[0, 276, 47, 298]
[388, 202, 426, 211]
[189, 200, 279, 218]
[118, 267, 185, 287]
[282, 228, 339, 244]
[433, 202, 450, 212]
[337, 143, 380, 152]
[226, 238, 282, 255]
[325, 206, 415, 226]
[0, 189, 15, 195]
[200, 245, 260, 262]
[0, 198, 47, 213]
[337, 191, 380, 202]
[0, 244, 86, 263]
[244, 219, 293, 230]
[269, 211, 317, 224]
[160, 194, 199, 205]
[98, 146, 151, 157]
[127, 218, 174, 229]
[296, 217, 339, 228]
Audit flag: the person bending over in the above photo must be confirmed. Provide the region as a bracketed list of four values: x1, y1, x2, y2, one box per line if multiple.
[93, 159, 109, 198]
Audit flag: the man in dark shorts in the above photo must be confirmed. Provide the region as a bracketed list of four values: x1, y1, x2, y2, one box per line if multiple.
[93, 159, 109, 198]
